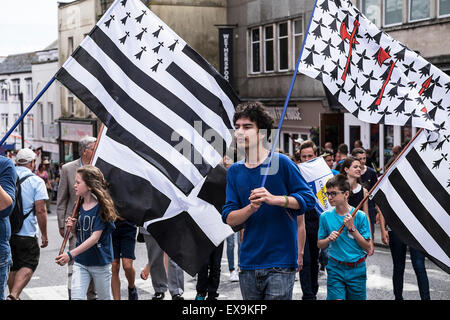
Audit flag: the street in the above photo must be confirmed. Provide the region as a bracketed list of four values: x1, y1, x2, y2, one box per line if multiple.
[18, 203, 450, 300]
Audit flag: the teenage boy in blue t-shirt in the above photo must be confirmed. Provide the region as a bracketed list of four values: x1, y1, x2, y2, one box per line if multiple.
[318, 174, 371, 300]
[222, 101, 315, 300]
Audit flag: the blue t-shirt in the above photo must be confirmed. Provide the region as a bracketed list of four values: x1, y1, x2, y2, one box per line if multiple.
[15, 166, 48, 237]
[0, 156, 16, 256]
[318, 208, 371, 263]
[75, 204, 115, 266]
[222, 152, 315, 270]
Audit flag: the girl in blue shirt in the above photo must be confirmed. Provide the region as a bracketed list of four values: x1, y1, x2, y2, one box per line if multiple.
[318, 174, 371, 300]
[55, 165, 117, 300]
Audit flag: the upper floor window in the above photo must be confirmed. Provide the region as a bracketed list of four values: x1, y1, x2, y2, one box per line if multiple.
[409, 0, 430, 22]
[384, 0, 403, 26]
[100, 0, 115, 15]
[11, 79, 20, 101]
[360, 0, 381, 26]
[278, 22, 289, 71]
[251, 28, 261, 73]
[68, 95, 75, 115]
[248, 17, 303, 75]
[1, 113, 8, 134]
[68, 36, 74, 54]
[293, 18, 304, 69]
[438, 0, 450, 17]
[25, 78, 32, 101]
[48, 102, 54, 123]
[264, 25, 275, 72]
[0, 81, 7, 102]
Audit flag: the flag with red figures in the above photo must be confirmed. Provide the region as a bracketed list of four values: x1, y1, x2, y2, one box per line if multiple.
[299, 0, 449, 131]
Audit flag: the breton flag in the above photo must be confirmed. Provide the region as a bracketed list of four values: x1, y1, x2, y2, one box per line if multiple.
[298, 0, 450, 273]
[299, 0, 448, 130]
[297, 157, 334, 213]
[371, 127, 450, 274]
[55, 0, 238, 275]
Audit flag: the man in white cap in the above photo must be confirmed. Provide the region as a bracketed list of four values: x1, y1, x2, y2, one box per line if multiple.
[7, 148, 48, 300]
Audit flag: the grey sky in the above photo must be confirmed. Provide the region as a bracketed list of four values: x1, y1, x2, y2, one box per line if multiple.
[0, 0, 71, 56]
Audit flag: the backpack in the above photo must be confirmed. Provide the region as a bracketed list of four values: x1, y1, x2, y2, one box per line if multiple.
[9, 174, 35, 234]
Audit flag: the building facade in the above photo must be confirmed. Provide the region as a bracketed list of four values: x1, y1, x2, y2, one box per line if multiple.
[58, 0, 99, 162]
[31, 43, 61, 162]
[227, 0, 335, 155]
[0, 52, 37, 150]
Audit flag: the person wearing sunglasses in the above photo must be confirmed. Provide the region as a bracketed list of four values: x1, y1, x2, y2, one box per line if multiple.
[317, 174, 371, 300]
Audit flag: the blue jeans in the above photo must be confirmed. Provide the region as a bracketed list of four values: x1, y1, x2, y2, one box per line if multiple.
[0, 251, 11, 300]
[71, 262, 112, 300]
[226, 232, 241, 271]
[239, 267, 296, 300]
[388, 231, 430, 300]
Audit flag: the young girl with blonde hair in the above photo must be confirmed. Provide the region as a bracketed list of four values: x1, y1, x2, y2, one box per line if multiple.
[55, 165, 117, 300]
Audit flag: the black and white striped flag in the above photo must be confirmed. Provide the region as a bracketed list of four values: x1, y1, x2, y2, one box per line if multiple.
[55, 0, 238, 275]
[372, 129, 450, 274]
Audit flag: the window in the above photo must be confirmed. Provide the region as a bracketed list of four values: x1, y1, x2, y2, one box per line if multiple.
[438, 0, 450, 17]
[48, 102, 54, 123]
[26, 114, 34, 138]
[361, 0, 381, 26]
[25, 78, 32, 101]
[68, 37, 74, 54]
[251, 28, 261, 73]
[39, 103, 44, 138]
[264, 25, 274, 72]
[293, 18, 303, 70]
[68, 96, 74, 114]
[278, 22, 289, 71]
[100, 0, 114, 15]
[11, 79, 20, 101]
[0, 81, 7, 102]
[282, 132, 309, 155]
[248, 18, 303, 75]
[384, 0, 403, 26]
[1, 113, 8, 134]
[409, 0, 430, 21]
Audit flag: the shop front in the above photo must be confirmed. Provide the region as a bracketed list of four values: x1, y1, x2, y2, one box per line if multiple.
[343, 113, 416, 173]
[58, 118, 98, 164]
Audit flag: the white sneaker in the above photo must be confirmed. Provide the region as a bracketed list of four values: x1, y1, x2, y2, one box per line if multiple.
[229, 270, 239, 282]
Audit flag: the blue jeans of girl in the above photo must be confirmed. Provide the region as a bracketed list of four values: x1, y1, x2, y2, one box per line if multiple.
[71, 262, 112, 300]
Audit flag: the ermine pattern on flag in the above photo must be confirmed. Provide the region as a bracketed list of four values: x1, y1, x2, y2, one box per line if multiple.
[299, 0, 449, 131]
[56, 0, 238, 196]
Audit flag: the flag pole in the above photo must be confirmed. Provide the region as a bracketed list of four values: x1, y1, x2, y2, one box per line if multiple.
[58, 123, 105, 256]
[0, 77, 56, 146]
[260, 0, 319, 188]
[337, 127, 424, 235]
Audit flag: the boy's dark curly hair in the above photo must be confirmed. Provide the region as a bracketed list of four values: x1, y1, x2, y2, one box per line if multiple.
[325, 174, 351, 193]
[233, 101, 274, 140]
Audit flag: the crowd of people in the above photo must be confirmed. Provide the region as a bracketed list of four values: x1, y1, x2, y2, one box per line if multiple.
[0, 101, 432, 300]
